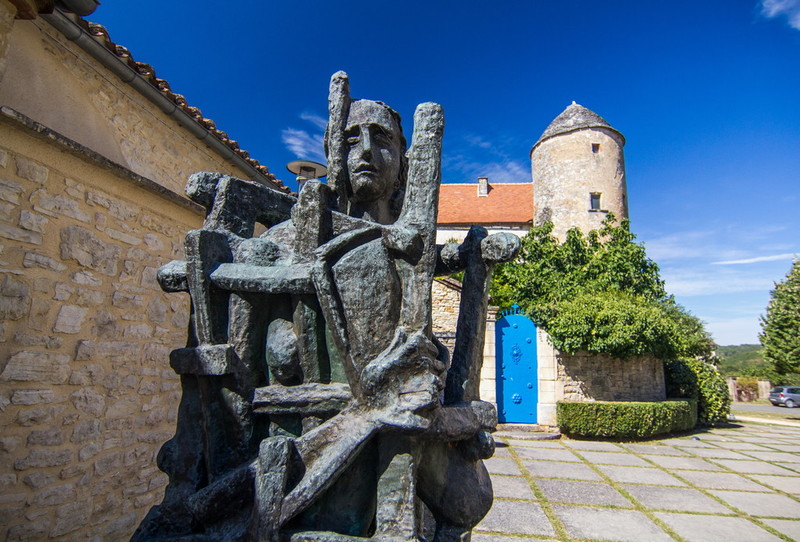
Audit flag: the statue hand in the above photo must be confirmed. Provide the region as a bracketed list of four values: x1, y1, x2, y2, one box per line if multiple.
[360, 328, 445, 431]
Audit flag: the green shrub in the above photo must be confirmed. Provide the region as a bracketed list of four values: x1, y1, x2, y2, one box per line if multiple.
[556, 400, 697, 439]
[664, 358, 730, 425]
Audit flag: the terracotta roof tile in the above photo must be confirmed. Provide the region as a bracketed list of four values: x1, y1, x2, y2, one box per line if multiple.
[79, 19, 288, 192]
[437, 183, 533, 225]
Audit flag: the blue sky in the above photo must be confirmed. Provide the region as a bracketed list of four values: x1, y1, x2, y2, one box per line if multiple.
[90, 1, 800, 346]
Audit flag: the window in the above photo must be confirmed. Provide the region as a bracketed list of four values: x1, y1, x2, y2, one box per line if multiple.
[590, 193, 601, 211]
[591, 143, 600, 153]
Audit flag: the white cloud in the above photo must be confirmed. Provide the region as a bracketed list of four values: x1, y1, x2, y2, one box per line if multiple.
[281, 128, 326, 163]
[713, 253, 797, 265]
[300, 112, 328, 131]
[760, 0, 800, 30]
[662, 270, 774, 296]
[282, 111, 327, 163]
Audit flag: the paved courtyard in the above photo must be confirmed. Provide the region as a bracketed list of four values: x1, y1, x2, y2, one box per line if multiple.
[477, 422, 800, 542]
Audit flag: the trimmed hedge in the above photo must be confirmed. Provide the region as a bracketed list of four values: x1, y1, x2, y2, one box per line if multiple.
[557, 400, 697, 439]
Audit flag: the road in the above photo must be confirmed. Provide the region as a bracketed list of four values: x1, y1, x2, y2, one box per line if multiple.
[730, 402, 788, 413]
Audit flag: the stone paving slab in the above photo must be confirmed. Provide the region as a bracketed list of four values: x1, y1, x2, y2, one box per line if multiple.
[490, 475, 535, 500]
[535, 478, 631, 507]
[676, 469, 768, 491]
[639, 454, 725, 471]
[475, 499, 555, 537]
[750, 474, 800, 494]
[620, 484, 733, 514]
[713, 458, 799, 475]
[654, 512, 783, 542]
[577, 450, 650, 467]
[708, 489, 800, 518]
[484, 457, 522, 476]
[560, 440, 623, 452]
[595, 465, 687, 486]
[769, 444, 800, 453]
[776, 462, 800, 474]
[621, 443, 690, 456]
[761, 518, 800, 541]
[522, 460, 603, 481]
[679, 447, 754, 460]
[659, 437, 716, 448]
[716, 441, 775, 451]
[514, 446, 580, 462]
[553, 505, 674, 541]
[473, 534, 557, 542]
[744, 451, 800, 463]
[501, 437, 563, 448]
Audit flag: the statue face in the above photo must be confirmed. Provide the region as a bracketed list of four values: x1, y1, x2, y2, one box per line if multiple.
[345, 100, 403, 203]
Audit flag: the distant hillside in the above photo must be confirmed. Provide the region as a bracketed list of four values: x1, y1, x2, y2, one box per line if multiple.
[716, 344, 766, 376]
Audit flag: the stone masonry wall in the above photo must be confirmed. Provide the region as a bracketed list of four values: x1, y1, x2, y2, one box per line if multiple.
[555, 351, 666, 402]
[0, 121, 202, 540]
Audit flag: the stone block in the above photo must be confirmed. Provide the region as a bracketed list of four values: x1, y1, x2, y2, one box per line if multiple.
[14, 448, 72, 470]
[59, 225, 120, 276]
[79, 443, 101, 462]
[19, 210, 48, 233]
[0, 275, 29, 320]
[53, 304, 88, 334]
[22, 252, 65, 272]
[6, 519, 49, 541]
[22, 471, 55, 489]
[53, 283, 74, 301]
[86, 189, 139, 221]
[123, 323, 153, 338]
[27, 428, 65, 446]
[0, 178, 23, 204]
[0, 436, 20, 453]
[28, 298, 52, 331]
[1, 351, 70, 384]
[12, 332, 62, 349]
[16, 405, 63, 426]
[94, 451, 122, 476]
[74, 288, 104, 306]
[14, 156, 48, 185]
[70, 388, 106, 416]
[72, 270, 101, 286]
[111, 290, 143, 309]
[71, 418, 102, 444]
[0, 222, 42, 244]
[69, 363, 104, 386]
[34, 483, 76, 506]
[51, 501, 90, 537]
[30, 189, 90, 222]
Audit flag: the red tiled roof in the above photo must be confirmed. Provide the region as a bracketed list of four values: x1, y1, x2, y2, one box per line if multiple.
[79, 20, 288, 192]
[437, 183, 533, 225]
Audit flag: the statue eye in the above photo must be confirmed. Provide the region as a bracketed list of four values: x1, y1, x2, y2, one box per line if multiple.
[346, 136, 359, 145]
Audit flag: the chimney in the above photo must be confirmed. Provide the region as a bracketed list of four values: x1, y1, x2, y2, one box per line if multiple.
[477, 176, 489, 197]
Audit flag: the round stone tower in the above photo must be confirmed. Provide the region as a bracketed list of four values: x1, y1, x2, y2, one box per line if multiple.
[531, 102, 628, 241]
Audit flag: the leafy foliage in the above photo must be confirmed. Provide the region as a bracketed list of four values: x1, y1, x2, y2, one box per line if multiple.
[760, 259, 800, 375]
[490, 216, 714, 359]
[556, 400, 697, 439]
[664, 358, 730, 425]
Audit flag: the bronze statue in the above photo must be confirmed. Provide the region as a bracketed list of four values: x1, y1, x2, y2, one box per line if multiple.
[135, 72, 519, 542]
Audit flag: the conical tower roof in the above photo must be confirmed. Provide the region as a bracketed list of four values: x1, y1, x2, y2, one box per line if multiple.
[532, 102, 625, 153]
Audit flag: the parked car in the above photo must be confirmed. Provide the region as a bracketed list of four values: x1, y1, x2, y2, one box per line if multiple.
[769, 386, 800, 408]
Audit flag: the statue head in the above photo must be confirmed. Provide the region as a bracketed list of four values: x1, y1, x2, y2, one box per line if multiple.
[344, 100, 407, 208]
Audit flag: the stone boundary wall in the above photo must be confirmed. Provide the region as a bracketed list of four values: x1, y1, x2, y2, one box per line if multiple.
[536, 329, 666, 425]
[0, 119, 203, 540]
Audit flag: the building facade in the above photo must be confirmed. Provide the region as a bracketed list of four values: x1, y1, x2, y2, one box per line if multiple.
[0, 3, 286, 539]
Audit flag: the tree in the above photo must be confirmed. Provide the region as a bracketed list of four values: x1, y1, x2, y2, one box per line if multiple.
[760, 259, 800, 374]
[490, 215, 714, 360]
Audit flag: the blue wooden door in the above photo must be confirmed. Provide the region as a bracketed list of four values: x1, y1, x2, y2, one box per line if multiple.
[496, 307, 538, 423]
